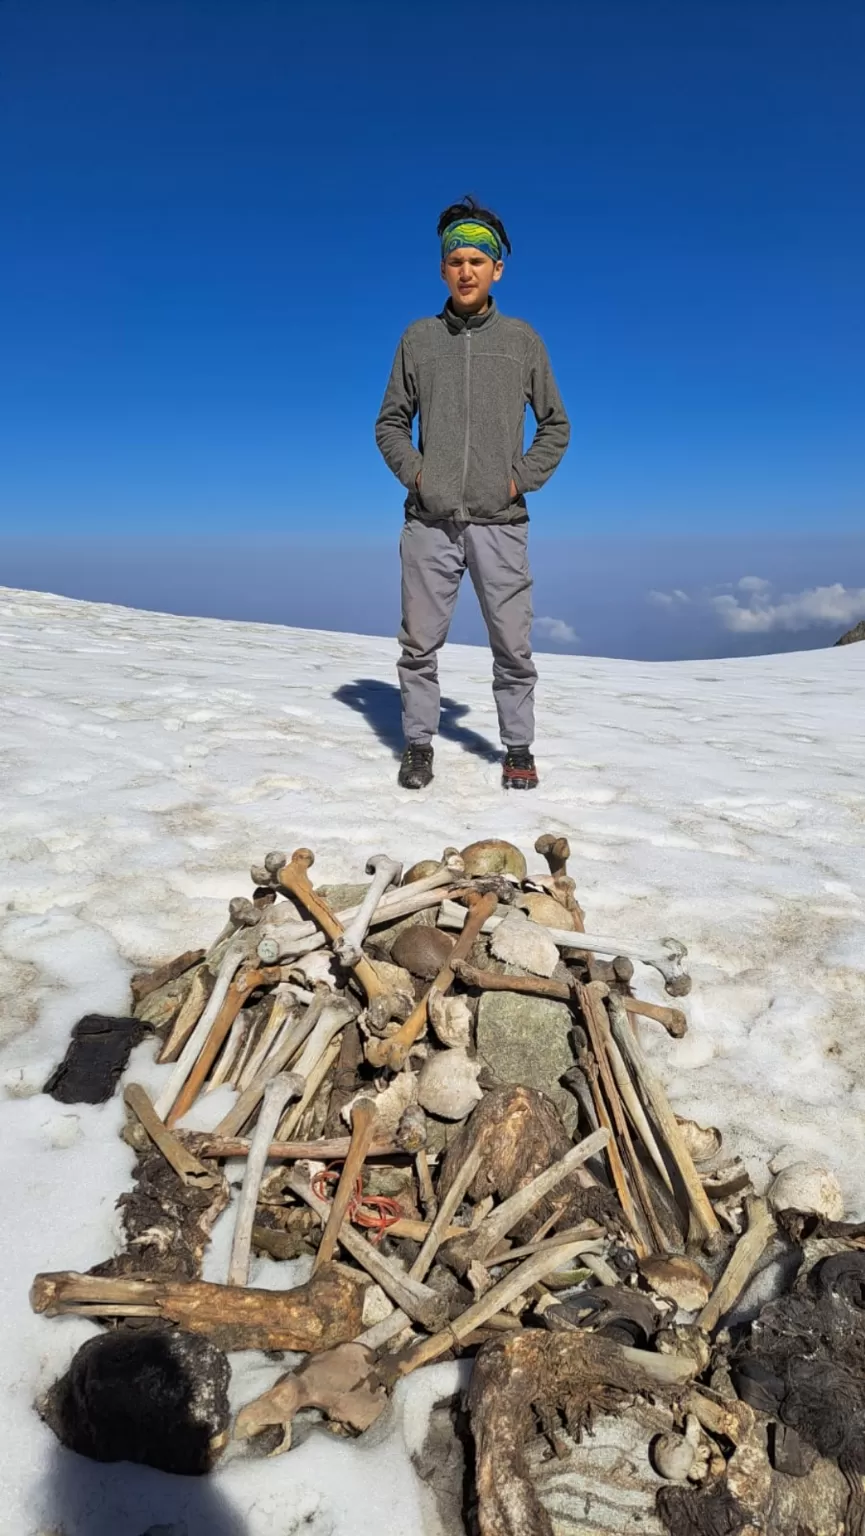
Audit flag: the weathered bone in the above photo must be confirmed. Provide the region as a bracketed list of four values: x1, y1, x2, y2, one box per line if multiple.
[157, 965, 213, 1063]
[254, 862, 461, 964]
[451, 960, 570, 1000]
[534, 833, 570, 878]
[166, 962, 286, 1126]
[31, 1266, 365, 1353]
[216, 989, 352, 1138]
[443, 1128, 610, 1275]
[275, 1033, 343, 1140]
[207, 1011, 249, 1091]
[621, 994, 688, 1037]
[697, 1196, 774, 1332]
[354, 1144, 487, 1347]
[274, 849, 390, 1005]
[366, 890, 499, 1071]
[600, 1012, 674, 1195]
[577, 981, 666, 1254]
[154, 941, 246, 1120]
[439, 901, 691, 996]
[234, 1340, 386, 1450]
[237, 986, 295, 1090]
[287, 1165, 447, 1331]
[606, 992, 722, 1250]
[579, 1039, 649, 1255]
[333, 854, 403, 967]
[381, 1236, 624, 1382]
[227, 1073, 302, 1288]
[123, 1084, 222, 1191]
[312, 1098, 380, 1273]
[185, 1130, 402, 1161]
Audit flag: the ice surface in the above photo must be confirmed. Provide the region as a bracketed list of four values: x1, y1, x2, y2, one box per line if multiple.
[2, 585, 864, 1534]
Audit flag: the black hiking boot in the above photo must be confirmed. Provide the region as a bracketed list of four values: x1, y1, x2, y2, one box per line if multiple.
[398, 743, 434, 790]
[502, 746, 538, 790]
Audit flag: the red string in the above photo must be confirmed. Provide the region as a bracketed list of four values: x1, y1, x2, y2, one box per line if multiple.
[311, 1164, 404, 1244]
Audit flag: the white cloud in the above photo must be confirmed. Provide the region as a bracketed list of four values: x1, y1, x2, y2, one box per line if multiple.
[534, 615, 579, 645]
[648, 588, 691, 607]
[712, 583, 865, 634]
[737, 575, 772, 595]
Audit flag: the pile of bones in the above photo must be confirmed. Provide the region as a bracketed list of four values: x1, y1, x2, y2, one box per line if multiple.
[33, 836, 865, 1536]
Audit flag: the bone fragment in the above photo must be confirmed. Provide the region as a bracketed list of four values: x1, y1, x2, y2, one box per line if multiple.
[313, 1098, 380, 1273]
[154, 942, 246, 1120]
[602, 1012, 674, 1195]
[607, 992, 722, 1250]
[167, 963, 287, 1126]
[207, 1012, 249, 1091]
[31, 1266, 364, 1353]
[275, 849, 388, 1003]
[185, 1130, 402, 1161]
[123, 1084, 222, 1191]
[333, 854, 403, 967]
[577, 981, 665, 1252]
[697, 1197, 774, 1332]
[276, 1038, 341, 1140]
[216, 989, 350, 1138]
[621, 994, 688, 1037]
[237, 987, 294, 1090]
[157, 965, 212, 1063]
[357, 1144, 485, 1351]
[226, 1073, 302, 1288]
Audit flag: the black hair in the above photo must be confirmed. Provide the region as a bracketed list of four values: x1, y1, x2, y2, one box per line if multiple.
[436, 195, 512, 256]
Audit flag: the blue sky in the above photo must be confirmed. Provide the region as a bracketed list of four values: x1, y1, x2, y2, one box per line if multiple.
[1, 0, 863, 657]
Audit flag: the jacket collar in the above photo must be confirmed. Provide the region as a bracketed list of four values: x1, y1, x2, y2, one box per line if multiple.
[440, 297, 501, 334]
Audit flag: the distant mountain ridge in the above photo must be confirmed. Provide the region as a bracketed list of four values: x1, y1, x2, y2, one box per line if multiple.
[836, 620, 865, 646]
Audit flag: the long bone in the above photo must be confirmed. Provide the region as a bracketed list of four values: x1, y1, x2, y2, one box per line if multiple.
[312, 1098, 380, 1273]
[332, 855, 403, 968]
[216, 990, 355, 1138]
[154, 942, 247, 1121]
[255, 874, 459, 965]
[166, 962, 288, 1127]
[365, 889, 499, 1072]
[227, 1073, 301, 1288]
[274, 850, 392, 1019]
[606, 991, 722, 1250]
[438, 900, 691, 997]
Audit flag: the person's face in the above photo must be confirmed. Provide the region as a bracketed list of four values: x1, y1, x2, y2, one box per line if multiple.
[441, 247, 504, 313]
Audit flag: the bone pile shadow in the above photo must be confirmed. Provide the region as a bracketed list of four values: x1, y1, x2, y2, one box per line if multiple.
[31, 835, 865, 1534]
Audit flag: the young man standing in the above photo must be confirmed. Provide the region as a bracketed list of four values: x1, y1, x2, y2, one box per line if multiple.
[375, 196, 570, 791]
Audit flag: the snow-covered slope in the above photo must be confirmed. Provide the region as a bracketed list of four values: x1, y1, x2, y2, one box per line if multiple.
[2, 585, 865, 1535]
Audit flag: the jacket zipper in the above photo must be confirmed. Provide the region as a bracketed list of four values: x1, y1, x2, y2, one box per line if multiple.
[460, 330, 471, 521]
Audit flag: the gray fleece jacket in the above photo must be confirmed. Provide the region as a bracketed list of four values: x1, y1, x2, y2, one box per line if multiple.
[375, 299, 570, 525]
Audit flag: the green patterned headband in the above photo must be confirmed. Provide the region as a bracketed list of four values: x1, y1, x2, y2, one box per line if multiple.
[441, 218, 503, 263]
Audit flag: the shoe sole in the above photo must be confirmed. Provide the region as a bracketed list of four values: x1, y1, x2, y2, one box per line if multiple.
[502, 776, 538, 790]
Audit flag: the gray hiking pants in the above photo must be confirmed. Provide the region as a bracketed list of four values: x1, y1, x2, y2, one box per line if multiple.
[397, 517, 537, 747]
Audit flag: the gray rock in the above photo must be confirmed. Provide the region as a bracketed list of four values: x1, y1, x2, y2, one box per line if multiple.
[476, 990, 577, 1130]
[836, 619, 865, 645]
[489, 912, 560, 978]
[314, 882, 370, 912]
